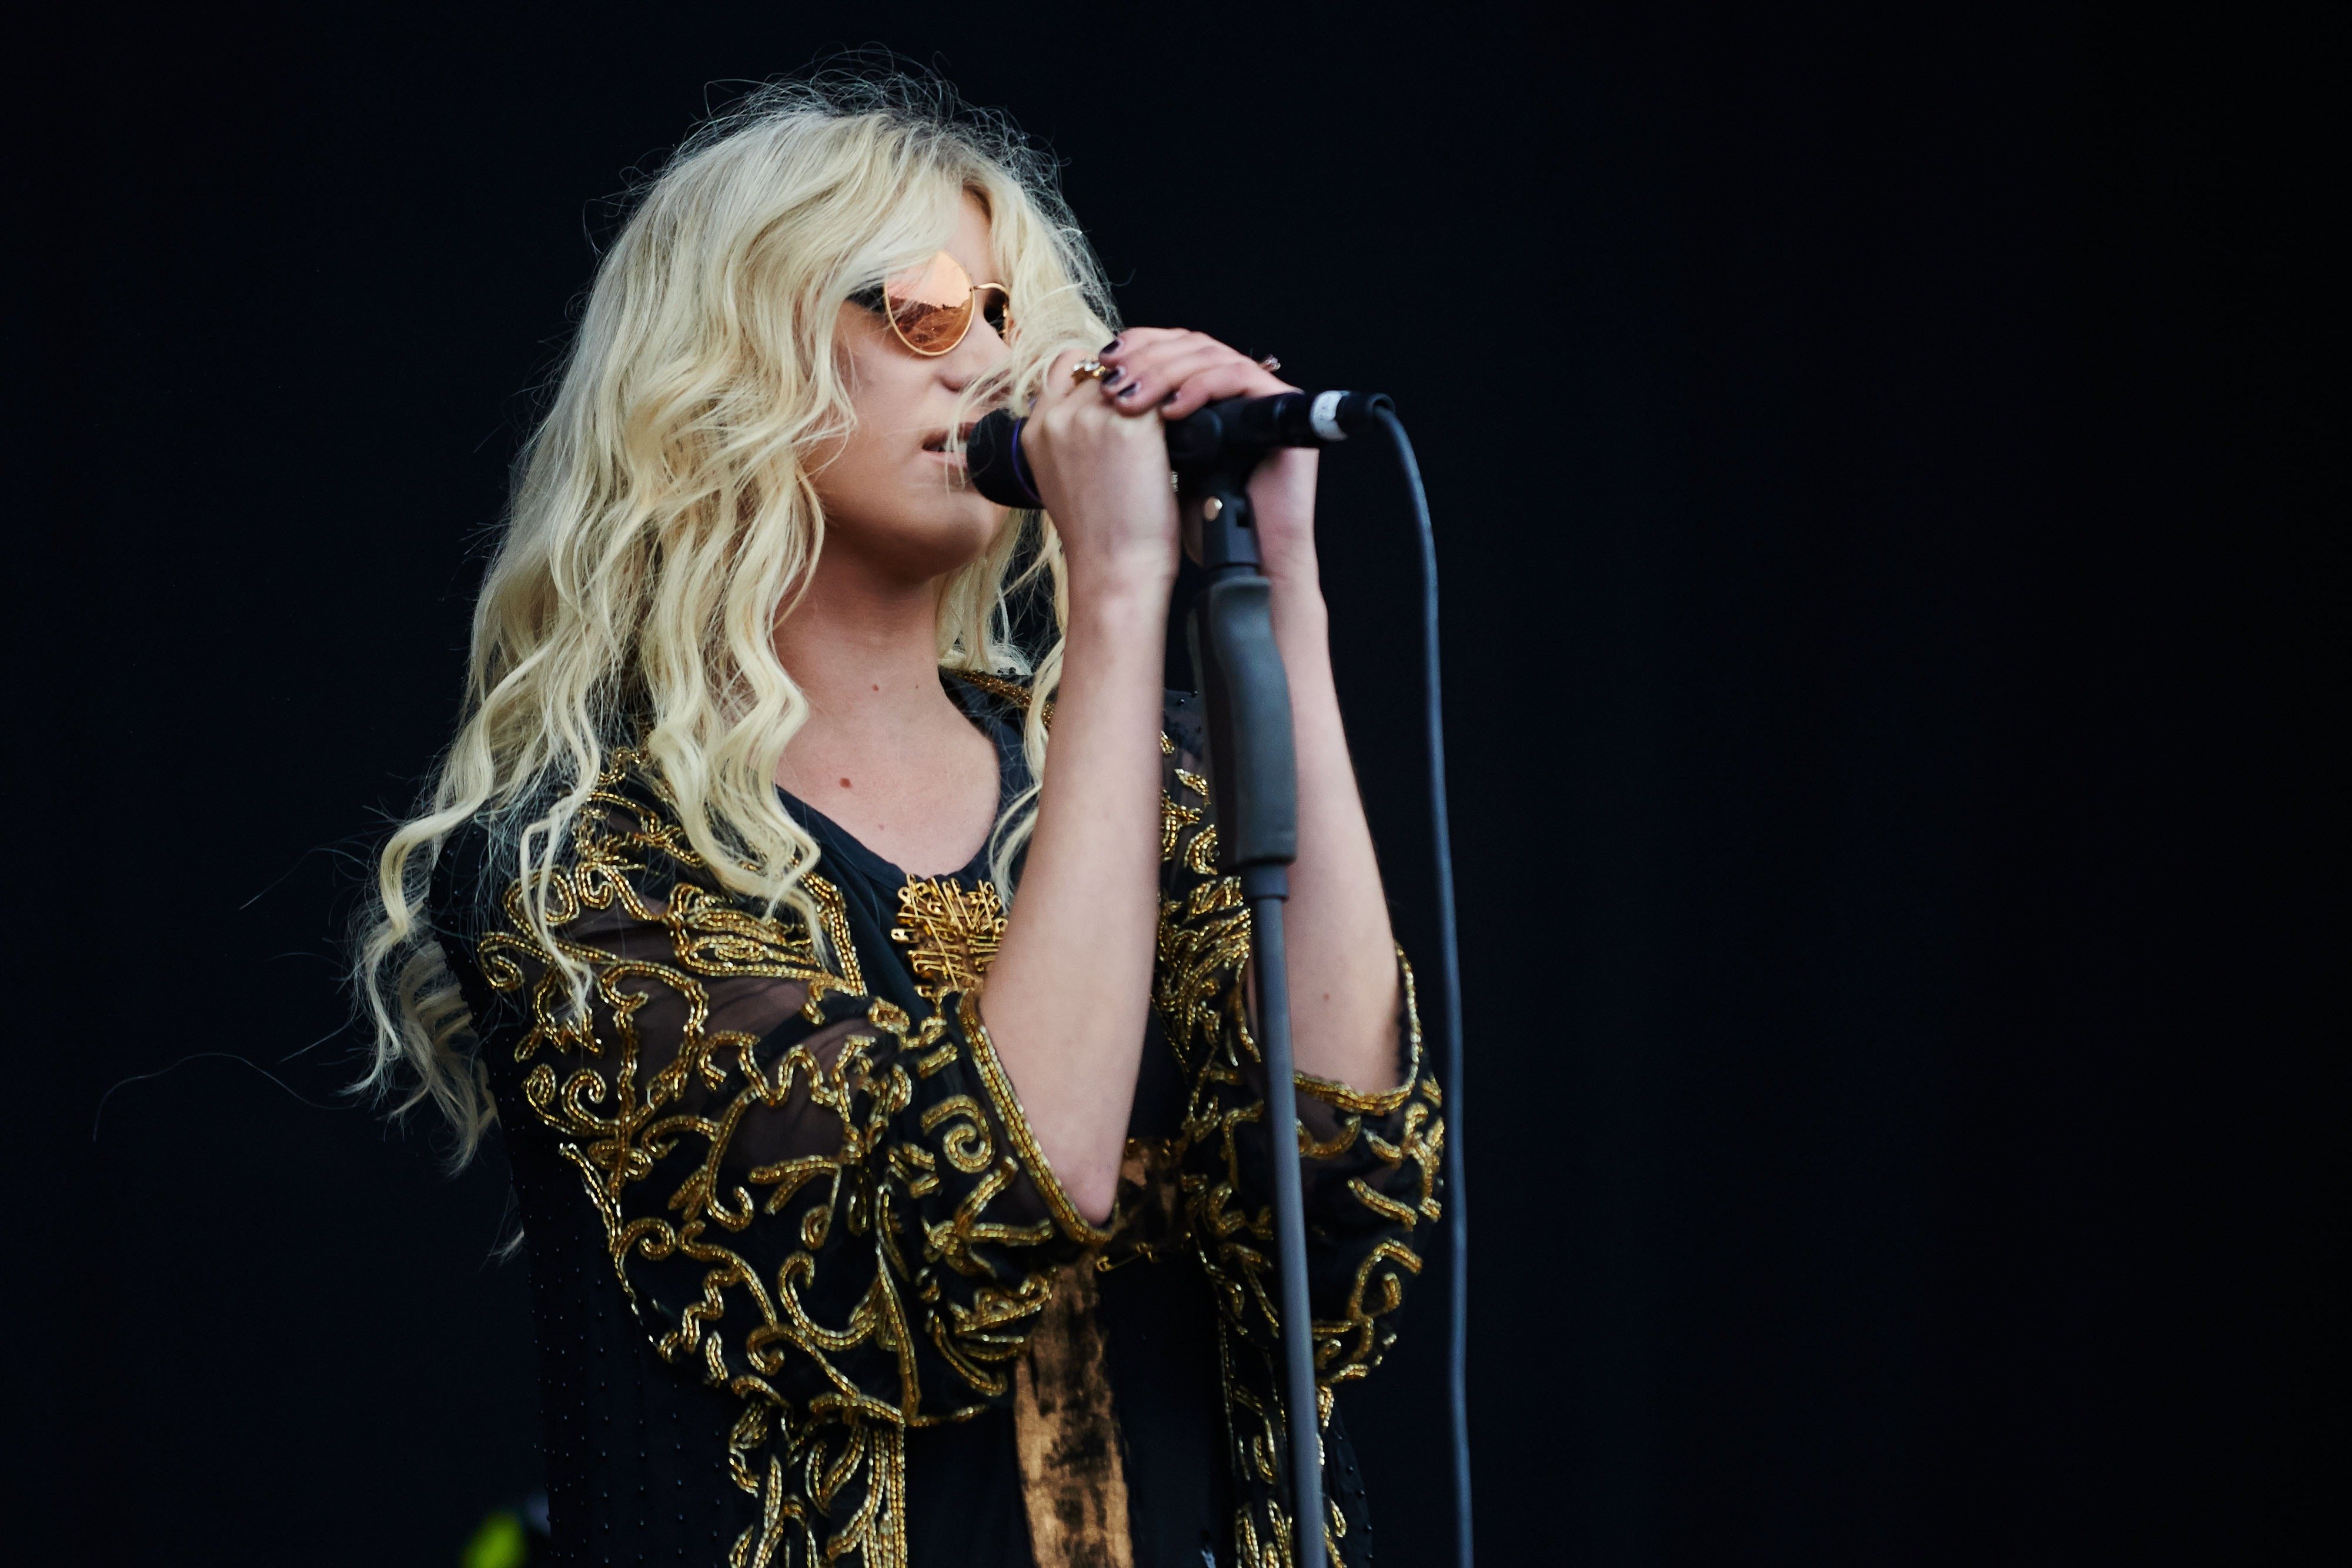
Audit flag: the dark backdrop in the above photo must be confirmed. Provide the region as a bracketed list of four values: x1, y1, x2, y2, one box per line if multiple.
[4, 5, 2326, 1565]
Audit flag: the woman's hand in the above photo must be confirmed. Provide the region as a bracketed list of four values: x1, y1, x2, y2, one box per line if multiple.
[1096, 328, 1322, 593]
[1017, 346, 1184, 599]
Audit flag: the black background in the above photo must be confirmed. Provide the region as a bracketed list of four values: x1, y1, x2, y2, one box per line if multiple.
[4, 5, 2328, 1565]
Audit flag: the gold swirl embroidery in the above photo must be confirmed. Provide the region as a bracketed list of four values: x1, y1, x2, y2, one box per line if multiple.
[665, 875, 864, 1001]
[470, 747, 1084, 1568]
[919, 1095, 995, 1174]
[1161, 790, 1202, 863]
[1154, 877, 1252, 1076]
[466, 716, 1442, 1568]
[889, 878, 1008, 1003]
[948, 667, 1055, 730]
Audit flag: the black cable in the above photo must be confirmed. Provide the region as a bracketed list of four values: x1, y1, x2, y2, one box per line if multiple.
[1373, 405, 1472, 1568]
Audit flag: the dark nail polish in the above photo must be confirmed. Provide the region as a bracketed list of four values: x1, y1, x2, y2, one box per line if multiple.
[1117, 382, 1142, 399]
[1101, 369, 1128, 392]
[1101, 337, 1123, 355]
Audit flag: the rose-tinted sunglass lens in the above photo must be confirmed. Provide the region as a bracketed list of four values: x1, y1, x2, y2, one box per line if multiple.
[886, 252, 976, 355]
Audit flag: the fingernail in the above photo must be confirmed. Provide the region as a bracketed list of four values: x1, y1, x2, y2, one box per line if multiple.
[1117, 382, 1142, 399]
[1101, 337, 1123, 355]
[1101, 369, 1128, 392]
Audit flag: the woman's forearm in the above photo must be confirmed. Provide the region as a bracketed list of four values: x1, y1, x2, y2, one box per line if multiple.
[977, 578, 1171, 1224]
[1268, 578, 1405, 1094]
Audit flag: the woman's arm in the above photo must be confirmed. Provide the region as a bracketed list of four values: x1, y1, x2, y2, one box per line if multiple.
[1261, 555, 1406, 1094]
[974, 351, 1183, 1226]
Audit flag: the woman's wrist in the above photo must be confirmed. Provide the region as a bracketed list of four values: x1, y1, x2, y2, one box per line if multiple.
[1063, 568, 1173, 651]
[1259, 541, 1322, 601]
[1064, 549, 1178, 616]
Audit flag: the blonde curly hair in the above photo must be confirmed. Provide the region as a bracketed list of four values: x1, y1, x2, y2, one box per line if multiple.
[353, 70, 1117, 1162]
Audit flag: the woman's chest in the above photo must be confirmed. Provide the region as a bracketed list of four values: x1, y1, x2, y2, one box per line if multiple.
[777, 723, 1003, 879]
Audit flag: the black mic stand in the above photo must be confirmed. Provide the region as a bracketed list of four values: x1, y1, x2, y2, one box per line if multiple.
[1180, 457, 1327, 1568]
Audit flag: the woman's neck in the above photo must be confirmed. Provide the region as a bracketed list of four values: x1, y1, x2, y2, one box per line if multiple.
[771, 551, 1004, 877]
[773, 554, 961, 742]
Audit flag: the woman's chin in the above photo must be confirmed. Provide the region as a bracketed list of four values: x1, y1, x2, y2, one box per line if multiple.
[897, 505, 1010, 580]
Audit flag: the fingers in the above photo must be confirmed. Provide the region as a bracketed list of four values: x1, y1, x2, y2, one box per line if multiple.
[1039, 346, 1105, 410]
[1021, 342, 1169, 492]
[1097, 329, 1294, 420]
[1114, 340, 1244, 410]
[1094, 331, 1207, 409]
[1156, 354, 1289, 420]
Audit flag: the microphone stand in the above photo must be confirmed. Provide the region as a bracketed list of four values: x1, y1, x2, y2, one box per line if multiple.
[1180, 459, 1325, 1568]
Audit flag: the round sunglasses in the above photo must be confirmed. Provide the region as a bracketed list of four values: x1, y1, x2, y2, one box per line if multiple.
[852, 250, 1013, 356]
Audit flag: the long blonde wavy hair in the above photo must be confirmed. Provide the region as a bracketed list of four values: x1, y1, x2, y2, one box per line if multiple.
[354, 72, 1117, 1162]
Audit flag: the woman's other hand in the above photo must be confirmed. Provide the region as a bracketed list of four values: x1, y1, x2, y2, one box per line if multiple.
[1101, 329, 1396, 1100]
[1095, 328, 1321, 593]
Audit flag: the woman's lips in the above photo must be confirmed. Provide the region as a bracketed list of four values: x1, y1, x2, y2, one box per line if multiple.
[921, 420, 979, 454]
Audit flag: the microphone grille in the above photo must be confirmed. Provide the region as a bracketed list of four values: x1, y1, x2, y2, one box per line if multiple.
[964, 410, 1041, 509]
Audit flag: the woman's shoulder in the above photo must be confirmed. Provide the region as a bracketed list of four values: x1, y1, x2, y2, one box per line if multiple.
[426, 747, 702, 940]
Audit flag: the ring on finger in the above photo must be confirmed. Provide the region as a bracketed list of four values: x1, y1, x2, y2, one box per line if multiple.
[1254, 354, 1281, 373]
[1070, 358, 1113, 383]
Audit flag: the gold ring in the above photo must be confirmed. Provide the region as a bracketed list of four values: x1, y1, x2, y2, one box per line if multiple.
[1254, 354, 1281, 374]
[1071, 358, 1112, 382]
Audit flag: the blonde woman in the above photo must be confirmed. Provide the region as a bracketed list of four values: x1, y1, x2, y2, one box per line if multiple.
[359, 73, 1442, 1568]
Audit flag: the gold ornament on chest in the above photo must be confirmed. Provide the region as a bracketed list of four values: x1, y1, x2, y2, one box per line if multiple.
[890, 877, 1008, 1001]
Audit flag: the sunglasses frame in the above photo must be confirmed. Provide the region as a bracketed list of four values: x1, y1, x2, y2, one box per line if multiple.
[857, 250, 1014, 357]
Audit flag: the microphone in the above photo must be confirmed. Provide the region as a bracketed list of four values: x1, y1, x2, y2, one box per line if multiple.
[964, 389, 1394, 509]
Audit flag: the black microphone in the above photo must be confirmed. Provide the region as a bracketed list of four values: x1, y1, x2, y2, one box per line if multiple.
[964, 389, 1393, 509]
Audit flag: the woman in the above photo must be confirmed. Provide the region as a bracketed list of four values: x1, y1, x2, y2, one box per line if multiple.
[358, 73, 1442, 1568]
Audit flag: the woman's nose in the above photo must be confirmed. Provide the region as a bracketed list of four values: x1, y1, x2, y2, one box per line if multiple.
[939, 322, 1009, 390]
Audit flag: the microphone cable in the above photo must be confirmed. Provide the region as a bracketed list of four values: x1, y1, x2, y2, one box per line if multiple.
[1372, 405, 1473, 1568]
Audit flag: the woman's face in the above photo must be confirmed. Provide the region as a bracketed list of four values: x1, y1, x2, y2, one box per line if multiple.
[808, 195, 1011, 585]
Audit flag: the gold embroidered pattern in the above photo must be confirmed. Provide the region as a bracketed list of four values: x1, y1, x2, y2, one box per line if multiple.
[663, 874, 865, 1003]
[946, 667, 1028, 708]
[1147, 725, 1446, 1567]
[949, 667, 1054, 729]
[1160, 790, 1202, 863]
[467, 747, 1083, 1568]
[889, 878, 1007, 1003]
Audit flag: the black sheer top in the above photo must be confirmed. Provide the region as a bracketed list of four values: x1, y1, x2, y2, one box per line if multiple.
[429, 671, 1443, 1567]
